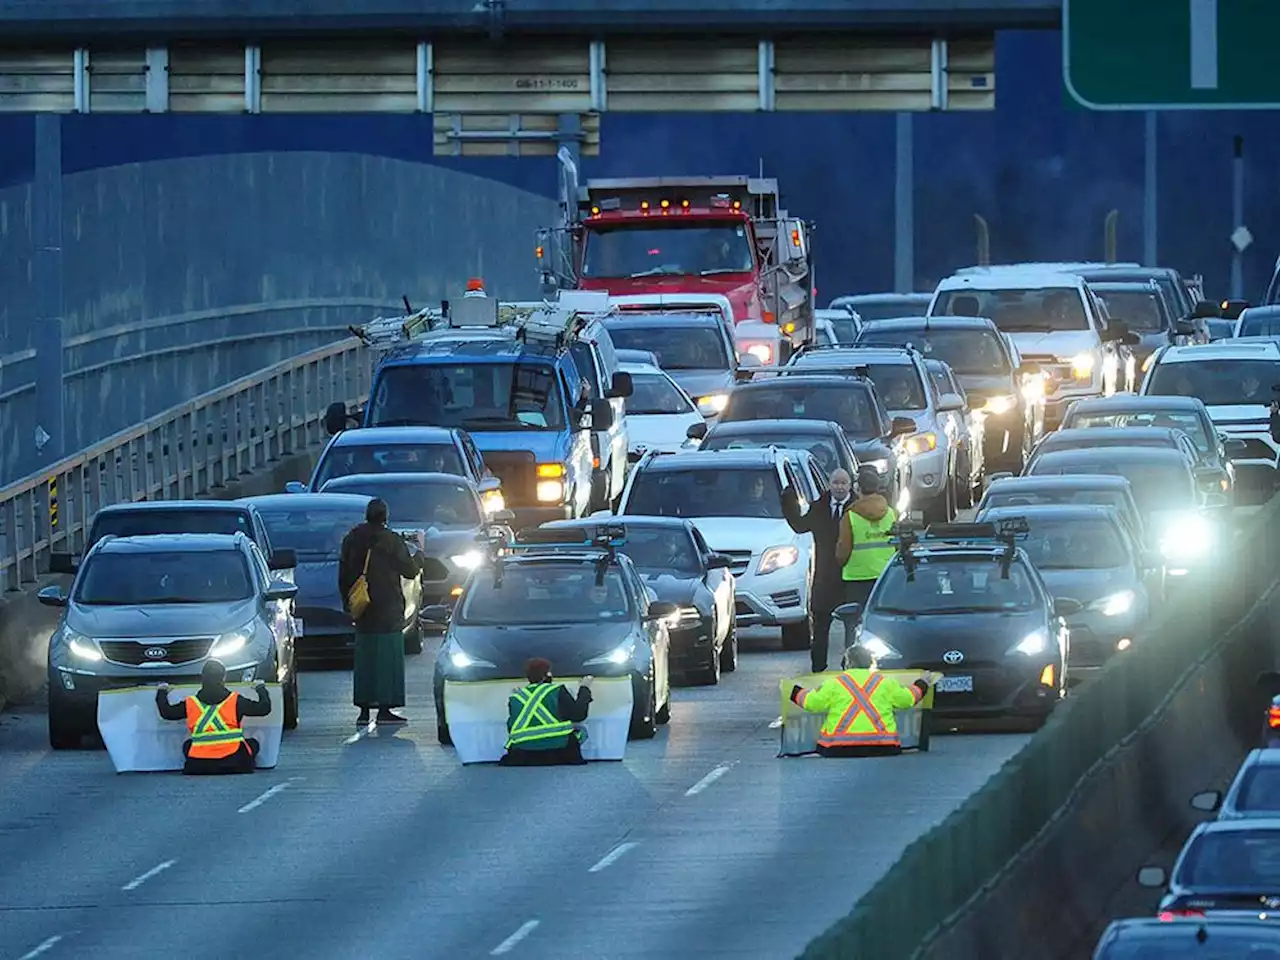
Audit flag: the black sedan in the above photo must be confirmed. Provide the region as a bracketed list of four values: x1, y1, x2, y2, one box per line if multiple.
[1139, 819, 1280, 920]
[429, 536, 675, 742]
[543, 517, 736, 685]
[843, 523, 1075, 724]
[1092, 918, 1280, 958]
[241, 493, 435, 659]
[697, 417, 859, 480]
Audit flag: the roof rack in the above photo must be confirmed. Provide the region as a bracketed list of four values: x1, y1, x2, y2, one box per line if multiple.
[493, 524, 629, 585]
[894, 518, 1029, 580]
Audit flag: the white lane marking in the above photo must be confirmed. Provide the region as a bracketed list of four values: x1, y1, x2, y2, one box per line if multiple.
[18, 936, 63, 959]
[344, 720, 377, 745]
[685, 762, 733, 796]
[122, 859, 176, 891]
[768, 716, 783, 729]
[238, 780, 295, 814]
[491, 920, 540, 955]
[588, 841, 639, 873]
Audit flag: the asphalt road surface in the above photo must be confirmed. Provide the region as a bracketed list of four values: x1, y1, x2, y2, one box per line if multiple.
[0, 618, 1031, 960]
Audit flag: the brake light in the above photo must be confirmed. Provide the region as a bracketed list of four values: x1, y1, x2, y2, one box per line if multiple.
[1268, 705, 1280, 728]
[1158, 909, 1205, 922]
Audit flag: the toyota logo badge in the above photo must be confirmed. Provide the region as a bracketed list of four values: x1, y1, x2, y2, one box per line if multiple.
[145, 647, 168, 660]
[942, 650, 964, 665]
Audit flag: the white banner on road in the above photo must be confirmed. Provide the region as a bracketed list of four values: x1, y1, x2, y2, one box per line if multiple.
[444, 677, 633, 764]
[97, 684, 284, 773]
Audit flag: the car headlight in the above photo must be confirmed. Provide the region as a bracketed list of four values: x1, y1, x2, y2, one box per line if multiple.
[853, 630, 901, 661]
[446, 637, 495, 669]
[1160, 513, 1212, 560]
[982, 394, 1017, 416]
[481, 491, 506, 515]
[862, 458, 890, 474]
[67, 633, 102, 662]
[1021, 373, 1046, 401]
[1008, 630, 1048, 656]
[739, 342, 775, 365]
[696, 393, 729, 415]
[536, 479, 565, 503]
[209, 628, 253, 660]
[1089, 590, 1135, 617]
[905, 433, 938, 456]
[584, 638, 636, 666]
[450, 550, 484, 570]
[758, 544, 799, 574]
[1070, 352, 1096, 380]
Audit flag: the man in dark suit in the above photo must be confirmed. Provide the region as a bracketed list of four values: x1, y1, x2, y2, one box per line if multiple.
[782, 468, 854, 672]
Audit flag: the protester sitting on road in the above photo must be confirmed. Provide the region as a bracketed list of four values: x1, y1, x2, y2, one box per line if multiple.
[501, 658, 594, 766]
[155, 659, 271, 775]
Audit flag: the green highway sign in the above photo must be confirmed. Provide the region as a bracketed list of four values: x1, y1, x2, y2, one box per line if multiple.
[1064, 0, 1280, 109]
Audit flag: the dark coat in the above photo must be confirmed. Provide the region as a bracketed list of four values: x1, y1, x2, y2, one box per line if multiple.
[338, 522, 421, 635]
[782, 488, 850, 603]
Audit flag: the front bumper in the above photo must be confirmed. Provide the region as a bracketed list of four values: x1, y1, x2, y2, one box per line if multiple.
[669, 619, 716, 676]
[433, 663, 653, 724]
[731, 565, 809, 628]
[51, 656, 274, 713]
[1064, 612, 1140, 678]
[906, 656, 1060, 718]
[906, 447, 948, 505]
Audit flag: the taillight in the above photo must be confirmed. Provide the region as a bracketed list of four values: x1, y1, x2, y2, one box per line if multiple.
[1158, 909, 1205, 922]
[1268, 705, 1280, 728]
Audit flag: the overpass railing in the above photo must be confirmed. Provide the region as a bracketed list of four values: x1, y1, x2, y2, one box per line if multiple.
[0, 336, 371, 592]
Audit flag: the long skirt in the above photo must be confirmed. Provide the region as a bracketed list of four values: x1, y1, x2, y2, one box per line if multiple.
[353, 632, 406, 709]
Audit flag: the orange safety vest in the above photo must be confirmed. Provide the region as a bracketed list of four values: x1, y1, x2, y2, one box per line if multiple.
[796, 672, 922, 749]
[185, 693, 246, 759]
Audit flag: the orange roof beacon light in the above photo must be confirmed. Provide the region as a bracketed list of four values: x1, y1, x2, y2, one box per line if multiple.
[681, 199, 690, 209]
[590, 205, 601, 216]
[466, 278, 485, 292]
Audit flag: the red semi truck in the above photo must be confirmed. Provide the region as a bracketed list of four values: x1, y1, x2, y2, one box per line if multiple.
[536, 175, 816, 359]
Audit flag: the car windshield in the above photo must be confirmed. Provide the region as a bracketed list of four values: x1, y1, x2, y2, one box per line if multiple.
[1013, 517, 1130, 570]
[935, 287, 1089, 332]
[626, 467, 783, 519]
[582, 222, 755, 278]
[256, 505, 368, 561]
[704, 432, 847, 474]
[606, 324, 731, 370]
[1237, 767, 1280, 813]
[1095, 289, 1167, 332]
[1065, 411, 1211, 453]
[626, 373, 697, 415]
[982, 488, 1135, 516]
[459, 566, 632, 625]
[320, 479, 479, 529]
[839, 299, 929, 322]
[873, 558, 1038, 613]
[615, 526, 701, 575]
[856, 329, 1010, 374]
[1029, 459, 1195, 513]
[368, 362, 566, 431]
[1099, 932, 1280, 959]
[1148, 359, 1280, 406]
[722, 385, 882, 440]
[790, 359, 927, 410]
[826, 317, 860, 344]
[90, 510, 250, 548]
[1178, 830, 1280, 887]
[1238, 312, 1280, 338]
[75, 550, 253, 605]
[312, 442, 464, 487]
[1035, 434, 1175, 458]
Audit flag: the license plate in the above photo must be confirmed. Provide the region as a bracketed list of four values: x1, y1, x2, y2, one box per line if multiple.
[936, 675, 974, 693]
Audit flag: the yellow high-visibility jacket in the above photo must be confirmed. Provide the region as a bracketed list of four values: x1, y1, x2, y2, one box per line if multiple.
[792, 669, 923, 748]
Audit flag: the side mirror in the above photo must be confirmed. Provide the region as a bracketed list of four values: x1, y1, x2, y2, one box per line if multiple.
[1224, 438, 1249, 457]
[1190, 790, 1222, 813]
[267, 548, 297, 570]
[1191, 299, 1221, 319]
[49, 552, 78, 575]
[264, 581, 298, 602]
[490, 508, 515, 524]
[477, 475, 501, 494]
[1053, 597, 1083, 617]
[323, 401, 350, 436]
[284, 481, 308, 495]
[1173, 318, 1196, 337]
[889, 416, 917, 438]
[937, 392, 965, 413]
[421, 604, 452, 624]
[1136, 866, 1167, 888]
[1222, 299, 1250, 320]
[608, 371, 634, 399]
[687, 421, 709, 441]
[590, 399, 615, 431]
[37, 585, 68, 607]
[737, 353, 763, 369]
[705, 553, 732, 570]
[646, 599, 680, 621]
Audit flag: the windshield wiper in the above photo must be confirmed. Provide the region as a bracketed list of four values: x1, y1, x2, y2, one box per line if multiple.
[462, 416, 535, 429]
[699, 268, 746, 276]
[629, 267, 682, 279]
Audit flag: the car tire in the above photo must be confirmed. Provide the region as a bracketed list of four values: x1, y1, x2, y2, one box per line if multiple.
[916, 711, 932, 752]
[629, 684, 658, 740]
[403, 622, 424, 655]
[719, 623, 739, 673]
[283, 669, 300, 731]
[48, 702, 82, 750]
[781, 616, 812, 651]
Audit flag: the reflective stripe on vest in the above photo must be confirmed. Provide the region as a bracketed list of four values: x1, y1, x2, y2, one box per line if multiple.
[185, 693, 245, 759]
[842, 508, 897, 582]
[506, 683, 573, 748]
[818, 674, 900, 748]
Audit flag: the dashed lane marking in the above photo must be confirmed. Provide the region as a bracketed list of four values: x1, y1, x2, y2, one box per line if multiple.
[588, 841, 639, 873]
[685, 762, 733, 796]
[122, 859, 176, 891]
[237, 778, 299, 814]
[19, 935, 64, 958]
[491, 920, 540, 955]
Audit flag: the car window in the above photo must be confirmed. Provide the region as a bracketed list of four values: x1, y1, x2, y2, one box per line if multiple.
[1147, 359, 1280, 406]
[936, 286, 1089, 333]
[249, 546, 271, 588]
[569, 342, 604, 394]
[1027, 459, 1195, 512]
[459, 566, 633, 625]
[460, 434, 486, 478]
[256, 504, 369, 560]
[1012, 517, 1131, 570]
[75, 550, 253, 605]
[368, 362, 568, 431]
[1098, 930, 1280, 959]
[628, 373, 698, 415]
[1096, 289, 1167, 332]
[320, 478, 480, 529]
[704, 431, 843, 476]
[790, 358, 927, 411]
[1064, 410, 1212, 453]
[723, 385, 883, 440]
[1237, 311, 1280, 338]
[313, 442, 466, 488]
[858, 329, 1012, 375]
[1236, 767, 1280, 812]
[626, 467, 784, 519]
[1178, 829, 1280, 886]
[614, 526, 701, 575]
[89, 509, 251, 548]
[983, 488, 1135, 516]
[873, 558, 1038, 613]
[606, 324, 732, 371]
[690, 526, 713, 555]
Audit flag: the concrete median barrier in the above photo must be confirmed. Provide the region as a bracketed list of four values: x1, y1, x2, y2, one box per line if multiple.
[800, 499, 1280, 960]
[0, 450, 318, 711]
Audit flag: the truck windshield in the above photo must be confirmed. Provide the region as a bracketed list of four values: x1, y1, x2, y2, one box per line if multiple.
[369, 362, 566, 432]
[582, 223, 754, 278]
[606, 324, 731, 370]
[934, 287, 1089, 332]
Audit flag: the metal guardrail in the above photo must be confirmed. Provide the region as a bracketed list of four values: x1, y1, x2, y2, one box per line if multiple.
[0, 336, 371, 592]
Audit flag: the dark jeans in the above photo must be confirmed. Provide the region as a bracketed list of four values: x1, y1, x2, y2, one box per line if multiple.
[181, 738, 260, 775]
[500, 736, 587, 766]
[811, 588, 837, 673]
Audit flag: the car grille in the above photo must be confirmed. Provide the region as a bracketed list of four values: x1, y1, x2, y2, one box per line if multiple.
[99, 638, 215, 666]
[481, 450, 538, 507]
[771, 589, 802, 608]
[720, 550, 753, 576]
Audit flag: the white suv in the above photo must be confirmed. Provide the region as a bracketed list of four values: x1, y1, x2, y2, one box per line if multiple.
[930, 268, 1137, 429]
[614, 448, 815, 650]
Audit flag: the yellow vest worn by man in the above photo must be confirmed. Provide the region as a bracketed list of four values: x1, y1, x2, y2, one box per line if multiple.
[838, 494, 897, 582]
[790, 668, 924, 749]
